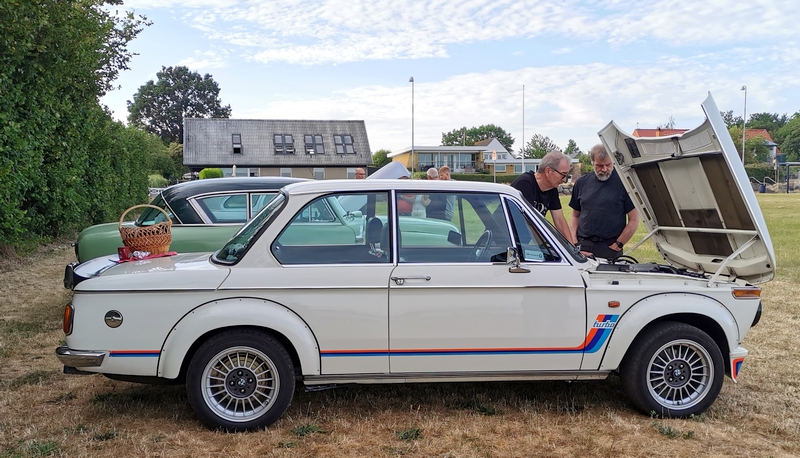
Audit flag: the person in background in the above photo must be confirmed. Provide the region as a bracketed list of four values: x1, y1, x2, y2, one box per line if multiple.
[354, 168, 366, 179]
[425, 168, 448, 220]
[438, 165, 456, 220]
[569, 144, 639, 259]
[510, 150, 574, 243]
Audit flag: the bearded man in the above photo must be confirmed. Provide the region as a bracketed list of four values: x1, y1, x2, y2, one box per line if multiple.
[568, 144, 639, 259]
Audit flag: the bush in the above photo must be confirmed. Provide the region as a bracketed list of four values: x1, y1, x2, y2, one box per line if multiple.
[199, 168, 224, 179]
[745, 163, 776, 183]
[148, 174, 169, 188]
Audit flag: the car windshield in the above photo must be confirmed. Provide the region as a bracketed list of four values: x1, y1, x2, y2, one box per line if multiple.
[532, 211, 587, 263]
[135, 194, 175, 225]
[213, 193, 287, 265]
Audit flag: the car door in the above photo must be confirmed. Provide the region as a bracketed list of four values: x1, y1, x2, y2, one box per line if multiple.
[388, 192, 587, 374]
[269, 191, 393, 375]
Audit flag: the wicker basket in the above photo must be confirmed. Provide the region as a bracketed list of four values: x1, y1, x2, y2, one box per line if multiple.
[118, 204, 172, 255]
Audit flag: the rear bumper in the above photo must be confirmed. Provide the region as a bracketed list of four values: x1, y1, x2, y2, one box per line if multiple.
[56, 345, 105, 368]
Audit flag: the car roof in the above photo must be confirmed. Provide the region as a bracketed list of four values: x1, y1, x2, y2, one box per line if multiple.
[281, 178, 521, 196]
[162, 177, 308, 203]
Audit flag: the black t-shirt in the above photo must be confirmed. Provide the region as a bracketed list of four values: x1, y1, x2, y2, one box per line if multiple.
[568, 169, 634, 240]
[426, 193, 448, 220]
[510, 171, 561, 216]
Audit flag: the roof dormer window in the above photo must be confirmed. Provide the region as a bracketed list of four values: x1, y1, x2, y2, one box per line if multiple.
[232, 134, 242, 154]
[304, 135, 325, 155]
[274, 134, 294, 154]
[334, 134, 355, 154]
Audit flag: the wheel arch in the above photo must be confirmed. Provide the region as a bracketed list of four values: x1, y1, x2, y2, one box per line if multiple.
[600, 294, 737, 375]
[158, 298, 320, 380]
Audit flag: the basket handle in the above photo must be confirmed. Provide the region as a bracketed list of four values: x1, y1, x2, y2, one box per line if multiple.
[119, 204, 173, 230]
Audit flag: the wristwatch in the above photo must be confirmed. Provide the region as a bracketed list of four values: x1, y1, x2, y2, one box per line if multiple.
[614, 240, 624, 249]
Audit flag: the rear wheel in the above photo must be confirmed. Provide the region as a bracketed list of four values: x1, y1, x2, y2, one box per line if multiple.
[621, 322, 723, 417]
[186, 329, 295, 431]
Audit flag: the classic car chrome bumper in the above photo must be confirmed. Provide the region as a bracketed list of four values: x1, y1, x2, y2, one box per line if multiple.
[56, 345, 105, 368]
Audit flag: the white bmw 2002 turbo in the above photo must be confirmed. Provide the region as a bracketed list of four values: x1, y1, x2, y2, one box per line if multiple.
[58, 94, 774, 431]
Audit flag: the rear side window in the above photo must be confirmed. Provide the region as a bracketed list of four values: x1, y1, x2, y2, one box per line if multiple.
[195, 194, 248, 223]
[272, 192, 390, 265]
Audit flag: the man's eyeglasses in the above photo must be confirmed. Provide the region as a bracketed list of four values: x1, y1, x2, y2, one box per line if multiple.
[549, 167, 569, 181]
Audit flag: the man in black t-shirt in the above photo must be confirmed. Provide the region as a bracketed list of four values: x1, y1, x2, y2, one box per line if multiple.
[569, 144, 639, 259]
[511, 151, 574, 243]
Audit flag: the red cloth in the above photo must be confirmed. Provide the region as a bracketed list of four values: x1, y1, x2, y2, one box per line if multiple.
[397, 194, 415, 214]
[117, 251, 178, 263]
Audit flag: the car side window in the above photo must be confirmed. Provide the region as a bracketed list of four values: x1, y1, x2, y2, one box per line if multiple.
[251, 192, 278, 216]
[397, 192, 511, 263]
[506, 199, 561, 262]
[195, 193, 249, 223]
[272, 192, 390, 265]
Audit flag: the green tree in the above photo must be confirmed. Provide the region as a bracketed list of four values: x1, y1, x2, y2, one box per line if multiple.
[168, 142, 187, 180]
[128, 66, 232, 144]
[563, 139, 583, 157]
[441, 125, 514, 152]
[746, 112, 788, 135]
[372, 149, 392, 168]
[728, 126, 770, 163]
[776, 113, 800, 161]
[0, 0, 147, 247]
[520, 134, 559, 159]
[720, 110, 743, 129]
[577, 152, 593, 173]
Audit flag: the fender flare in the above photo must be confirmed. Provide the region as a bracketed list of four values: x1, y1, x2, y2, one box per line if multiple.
[599, 293, 739, 371]
[158, 297, 320, 379]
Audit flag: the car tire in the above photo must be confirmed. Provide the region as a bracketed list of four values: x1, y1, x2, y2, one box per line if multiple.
[620, 321, 724, 418]
[186, 329, 295, 431]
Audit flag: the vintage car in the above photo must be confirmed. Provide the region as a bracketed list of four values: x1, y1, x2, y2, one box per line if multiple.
[57, 94, 774, 431]
[74, 177, 306, 262]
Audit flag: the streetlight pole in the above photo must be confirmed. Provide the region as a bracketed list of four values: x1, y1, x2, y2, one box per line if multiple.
[409, 77, 415, 179]
[741, 85, 747, 164]
[521, 84, 525, 174]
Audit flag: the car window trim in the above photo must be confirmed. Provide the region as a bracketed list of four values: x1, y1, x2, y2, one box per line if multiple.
[503, 196, 581, 265]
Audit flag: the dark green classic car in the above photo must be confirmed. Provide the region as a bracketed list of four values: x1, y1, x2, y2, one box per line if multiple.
[74, 177, 305, 262]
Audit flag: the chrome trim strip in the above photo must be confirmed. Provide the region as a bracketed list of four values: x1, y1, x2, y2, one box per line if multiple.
[220, 284, 585, 291]
[303, 370, 610, 385]
[55, 345, 105, 368]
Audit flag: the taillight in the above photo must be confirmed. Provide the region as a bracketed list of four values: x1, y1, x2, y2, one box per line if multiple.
[732, 287, 761, 299]
[63, 303, 74, 335]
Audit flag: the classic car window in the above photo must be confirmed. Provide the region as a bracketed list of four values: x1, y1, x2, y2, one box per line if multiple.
[506, 199, 561, 262]
[397, 192, 510, 263]
[214, 193, 287, 264]
[135, 194, 175, 225]
[251, 193, 278, 216]
[291, 199, 335, 223]
[516, 200, 587, 264]
[273, 192, 390, 265]
[195, 194, 249, 223]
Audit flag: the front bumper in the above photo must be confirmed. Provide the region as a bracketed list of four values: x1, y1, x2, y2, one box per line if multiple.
[730, 346, 748, 382]
[56, 345, 105, 368]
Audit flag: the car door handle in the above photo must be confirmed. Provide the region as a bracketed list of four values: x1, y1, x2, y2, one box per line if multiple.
[391, 276, 431, 285]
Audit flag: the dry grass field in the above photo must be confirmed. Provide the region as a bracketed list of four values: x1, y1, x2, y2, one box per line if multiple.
[1, 194, 799, 458]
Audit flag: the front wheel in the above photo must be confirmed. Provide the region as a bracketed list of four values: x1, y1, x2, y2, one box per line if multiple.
[186, 329, 295, 431]
[620, 322, 724, 417]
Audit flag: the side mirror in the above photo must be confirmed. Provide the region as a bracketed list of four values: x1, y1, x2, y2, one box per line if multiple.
[507, 247, 530, 273]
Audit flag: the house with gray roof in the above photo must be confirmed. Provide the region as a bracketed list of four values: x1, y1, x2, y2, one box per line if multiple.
[183, 119, 373, 179]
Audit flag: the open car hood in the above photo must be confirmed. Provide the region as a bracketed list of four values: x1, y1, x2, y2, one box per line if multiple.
[598, 93, 775, 284]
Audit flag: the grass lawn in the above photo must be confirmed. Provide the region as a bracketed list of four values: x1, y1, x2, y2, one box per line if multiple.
[0, 193, 798, 457]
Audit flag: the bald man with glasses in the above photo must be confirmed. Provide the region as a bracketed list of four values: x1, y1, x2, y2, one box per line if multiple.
[511, 150, 575, 243]
[569, 144, 639, 259]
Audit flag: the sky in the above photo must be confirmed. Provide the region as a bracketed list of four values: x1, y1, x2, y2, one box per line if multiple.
[102, 0, 800, 155]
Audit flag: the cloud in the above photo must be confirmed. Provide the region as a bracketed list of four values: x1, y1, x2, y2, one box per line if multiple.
[177, 49, 230, 70]
[123, 0, 800, 65]
[235, 43, 800, 153]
